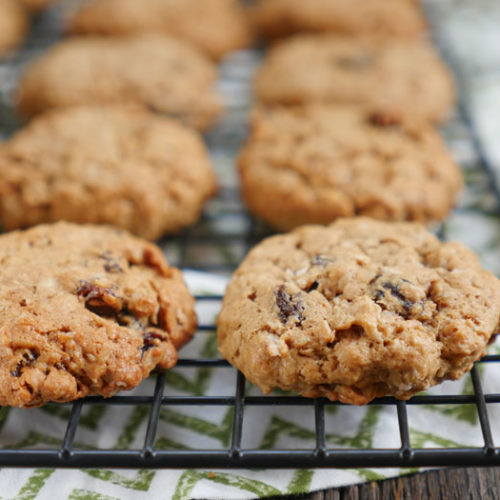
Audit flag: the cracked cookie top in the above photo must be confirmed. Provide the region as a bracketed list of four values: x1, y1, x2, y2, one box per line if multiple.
[0, 105, 217, 240]
[239, 105, 463, 230]
[217, 218, 500, 404]
[0, 222, 197, 407]
[16, 34, 223, 131]
[254, 34, 455, 124]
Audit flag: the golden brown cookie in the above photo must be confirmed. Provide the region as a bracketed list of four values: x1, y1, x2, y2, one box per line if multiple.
[217, 218, 500, 405]
[239, 105, 463, 230]
[0, 0, 28, 59]
[0, 222, 197, 408]
[251, 0, 426, 40]
[68, 0, 252, 60]
[16, 34, 223, 131]
[0, 105, 217, 240]
[254, 34, 455, 123]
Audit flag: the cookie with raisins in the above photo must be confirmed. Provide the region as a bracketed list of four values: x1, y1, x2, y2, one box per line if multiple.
[0, 105, 216, 240]
[239, 104, 462, 230]
[217, 218, 500, 404]
[254, 34, 455, 123]
[16, 34, 223, 131]
[0, 222, 196, 407]
[251, 0, 426, 40]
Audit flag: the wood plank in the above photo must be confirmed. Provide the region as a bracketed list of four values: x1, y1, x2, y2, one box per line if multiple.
[297, 468, 500, 499]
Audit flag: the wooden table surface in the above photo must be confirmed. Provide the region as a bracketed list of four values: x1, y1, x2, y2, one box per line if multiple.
[297, 467, 500, 499]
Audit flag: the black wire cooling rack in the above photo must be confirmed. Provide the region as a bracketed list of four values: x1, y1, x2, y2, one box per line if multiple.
[0, 3, 500, 470]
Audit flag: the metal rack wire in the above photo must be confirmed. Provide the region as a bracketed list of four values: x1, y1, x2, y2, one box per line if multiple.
[0, 4, 499, 469]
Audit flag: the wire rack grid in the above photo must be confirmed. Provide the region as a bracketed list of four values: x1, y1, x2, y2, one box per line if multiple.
[0, 3, 499, 470]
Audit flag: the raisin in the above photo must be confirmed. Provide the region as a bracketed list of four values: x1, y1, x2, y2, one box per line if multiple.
[85, 303, 118, 318]
[77, 280, 120, 313]
[77, 281, 117, 302]
[310, 255, 333, 267]
[368, 112, 401, 128]
[370, 275, 422, 318]
[10, 364, 22, 378]
[382, 281, 414, 310]
[276, 285, 305, 326]
[76, 280, 94, 297]
[10, 349, 39, 377]
[104, 261, 122, 273]
[77, 282, 161, 337]
[117, 310, 148, 330]
[141, 331, 166, 354]
[99, 252, 123, 273]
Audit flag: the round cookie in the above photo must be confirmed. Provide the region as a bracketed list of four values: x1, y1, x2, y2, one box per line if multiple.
[251, 0, 426, 40]
[0, 105, 217, 240]
[16, 34, 223, 131]
[254, 34, 455, 124]
[0, 0, 29, 59]
[239, 105, 463, 230]
[0, 222, 197, 408]
[68, 0, 252, 60]
[217, 218, 500, 405]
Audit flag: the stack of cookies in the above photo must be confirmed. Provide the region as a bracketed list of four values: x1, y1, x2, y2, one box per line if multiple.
[217, 0, 500, 404]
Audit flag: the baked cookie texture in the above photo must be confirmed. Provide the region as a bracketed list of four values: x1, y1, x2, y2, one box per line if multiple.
[69, 0, 252, 60]
[239, 105, 463, 230]
[252, 0, 426, 40]
[0, 0, 28, 59]
[0, 105, 217, 240]
[16, 34, 223, 131]
[0, 222, 197, 408]
[217, 218, 500, 405]
[254, 34, 455, 123]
